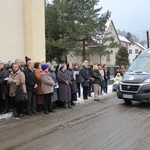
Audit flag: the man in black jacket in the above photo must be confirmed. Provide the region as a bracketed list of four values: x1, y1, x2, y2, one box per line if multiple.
[24, 60, 38, 115]
[0, 62, 9, 113]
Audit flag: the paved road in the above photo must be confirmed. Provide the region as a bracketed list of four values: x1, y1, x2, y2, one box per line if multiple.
[1, 93, 150, 150]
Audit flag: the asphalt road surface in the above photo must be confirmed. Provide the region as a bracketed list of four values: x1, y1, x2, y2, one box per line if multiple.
[1, 93, 150, 150]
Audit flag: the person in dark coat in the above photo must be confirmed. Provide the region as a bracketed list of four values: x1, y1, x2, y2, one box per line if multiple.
[92, 65, 101, 101]
[67, 63, 77, 106]
[57, 64, 72, 108]
[24, 60, 38, 115]
[80, 62, 90, 100]
[102, 64, 110, 93]
[48, 64, 59, 109]
[0, 62, 9, 113]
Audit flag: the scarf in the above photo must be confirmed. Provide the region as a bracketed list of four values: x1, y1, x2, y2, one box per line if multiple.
[42, 70, 48, 74]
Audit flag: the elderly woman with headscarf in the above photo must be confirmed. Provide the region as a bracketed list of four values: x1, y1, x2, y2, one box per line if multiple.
[57, 64, 72, 108]
[40, 64, 55, 114]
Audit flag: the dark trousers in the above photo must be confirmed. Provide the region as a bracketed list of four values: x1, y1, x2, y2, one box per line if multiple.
[44, 93, 53, 113]
[83, 86, 88, 99]
[103, 79, 109, 93]
[3, 94, 9, 111]
[88, 82, 93, 96]
[71, 93, 77, 102]
[0, 94, 9, 112]
[27, 91, 36, 113]
[9, 96, 15, 109]
[0, 94, 3, 112]
[77, 83, 81, 97]
[16, 102, 25, 115]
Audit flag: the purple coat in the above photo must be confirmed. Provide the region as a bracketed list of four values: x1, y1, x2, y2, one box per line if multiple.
[57, 70, 71, 102]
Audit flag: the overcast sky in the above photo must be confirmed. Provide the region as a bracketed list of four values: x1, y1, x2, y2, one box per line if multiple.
[48, 0, 149, 39]
[99, 0, 149, 36]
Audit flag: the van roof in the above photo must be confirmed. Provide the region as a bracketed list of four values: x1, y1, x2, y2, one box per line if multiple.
[138, 48, 150, 58]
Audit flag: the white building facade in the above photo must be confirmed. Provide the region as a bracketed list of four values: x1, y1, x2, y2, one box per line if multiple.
[128, 42, 146, 64]
[0, 0, 45, 62]
[118, 35, 146, 65]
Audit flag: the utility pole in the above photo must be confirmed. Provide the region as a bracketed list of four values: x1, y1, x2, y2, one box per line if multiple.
[146, 31, 149, 48]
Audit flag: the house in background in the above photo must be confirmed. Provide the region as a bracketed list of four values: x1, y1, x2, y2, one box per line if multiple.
[118, 35, 131, 49]
[87, 20, 121, 66]
[128, 42, 146, 64]
[118, 35, 146, 64]
[67, 20, 121, 66]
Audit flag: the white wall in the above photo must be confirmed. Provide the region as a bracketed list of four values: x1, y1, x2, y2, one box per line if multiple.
[128, 43, 143, 64]
[0, 0, 24, 62]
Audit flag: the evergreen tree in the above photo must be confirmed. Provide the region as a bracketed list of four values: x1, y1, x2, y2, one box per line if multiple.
[115, 46, 129, 66]
[126, 32, 132, 42]
[45, 0, 111, 62]
[45, 3, 66, 63]
[68, 0, 111, 61]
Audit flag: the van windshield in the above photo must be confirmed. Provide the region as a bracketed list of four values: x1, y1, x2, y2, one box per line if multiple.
[127, 57, 150, 73]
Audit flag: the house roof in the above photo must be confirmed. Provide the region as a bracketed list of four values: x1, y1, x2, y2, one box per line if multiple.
[134, 42, 146, 50]
[105, 20, 111, 31]
[87, 20, 121, 48]
[118, 35, 131, 43]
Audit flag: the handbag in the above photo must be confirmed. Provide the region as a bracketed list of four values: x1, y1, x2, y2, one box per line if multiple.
[78, 74, 85, 83]
[15, 85, 28, 102]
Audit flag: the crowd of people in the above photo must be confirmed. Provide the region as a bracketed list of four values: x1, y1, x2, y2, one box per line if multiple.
[0, 57, 126, 118]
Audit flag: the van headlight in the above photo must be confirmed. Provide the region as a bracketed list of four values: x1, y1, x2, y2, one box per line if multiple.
[143, 79, 150, 83]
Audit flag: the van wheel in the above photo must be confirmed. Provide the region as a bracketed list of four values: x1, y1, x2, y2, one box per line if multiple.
[124, 99, 132, 104]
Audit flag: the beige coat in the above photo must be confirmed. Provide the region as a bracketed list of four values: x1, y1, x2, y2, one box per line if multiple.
[99, 69, 104, 80]
[8, 69, 26, 97]
[40, 72, 55, 94]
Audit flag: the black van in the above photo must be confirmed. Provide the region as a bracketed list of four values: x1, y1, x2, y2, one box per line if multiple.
[117, 48, 150, 103]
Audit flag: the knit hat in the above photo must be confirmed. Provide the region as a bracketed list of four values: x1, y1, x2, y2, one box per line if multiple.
[42, 64, 48, 70]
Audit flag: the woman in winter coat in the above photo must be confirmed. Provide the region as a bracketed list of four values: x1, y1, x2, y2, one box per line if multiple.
[34, 62, 44, 112]
[8, 63, 27, 118]
[113, 73, 122, 91]
[57, 64, 72, 108]
[80, 62, 90, 100]
[48, 64, 58, 109]
[67, 63, 77, 106]
[92, 65, 101, 101]
[40, 64, 55, 114]
[97, 64, 104, 95]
